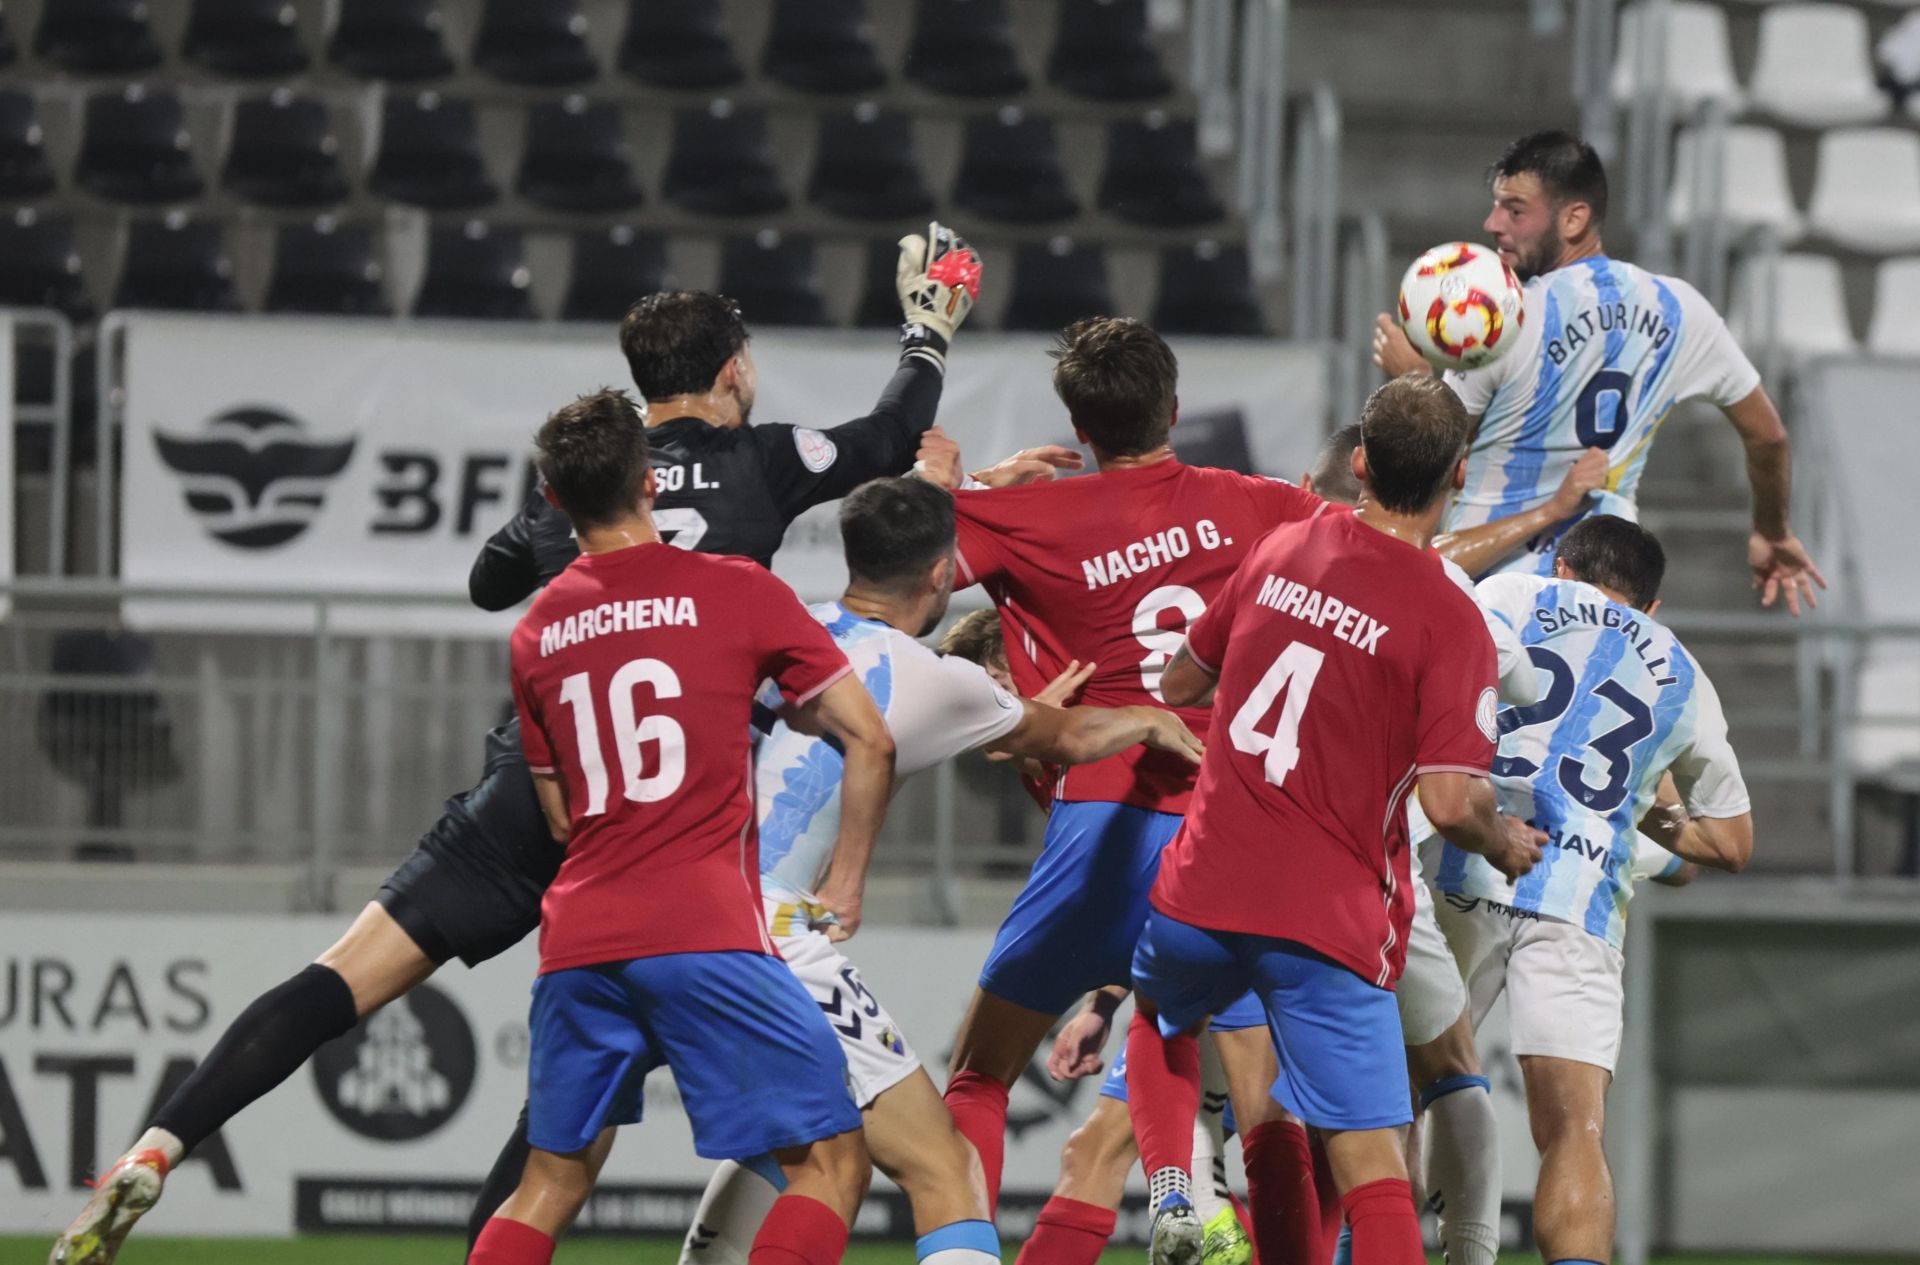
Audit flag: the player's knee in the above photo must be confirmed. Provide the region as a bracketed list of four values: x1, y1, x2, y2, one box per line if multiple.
[1061, 1106, 1136, 1183]
[812, 1129, 874, 1204]
[1408, 1015, 1483, 1087]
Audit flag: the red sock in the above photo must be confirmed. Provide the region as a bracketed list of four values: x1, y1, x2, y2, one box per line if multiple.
[749, 1194, 850, 1265]
[1311, 1133, 1344, 1250]
[1122, 1010, 1201, 1184]
[1014, 1195, 1116, 1265]
[469, 1217, 555, 1265]
[943, 1070, 1010, 1209]
[1341, 1178, 1424, 1265]
[1227, 1191, 1261, 1265]
[1242, 1121, 1321, 1265]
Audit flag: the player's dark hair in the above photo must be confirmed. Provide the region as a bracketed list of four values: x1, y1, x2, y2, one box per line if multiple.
[1490, 130, 1608, 226]
[619, 290, 750, 401]
[1557, 515, 1666, 608]
[534, 388, 651, 530]
[939, 608, 1006, 671]
[1310, 423, 1365, 507]
[1356, 375, 1471, 515]
[1050, 317, 1178, 457]
[840, 476, 956, 592]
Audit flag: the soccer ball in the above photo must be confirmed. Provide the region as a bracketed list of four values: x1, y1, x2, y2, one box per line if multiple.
[1395, 241, 1526, 372]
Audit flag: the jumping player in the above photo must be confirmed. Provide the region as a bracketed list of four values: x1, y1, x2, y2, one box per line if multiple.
[1372, 130, 1825, 612]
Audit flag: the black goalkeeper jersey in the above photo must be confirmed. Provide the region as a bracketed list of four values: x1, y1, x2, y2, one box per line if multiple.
[468, 351, 944, 608]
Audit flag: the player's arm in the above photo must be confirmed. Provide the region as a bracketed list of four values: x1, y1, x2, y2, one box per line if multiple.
[469, 485, 543, 610]
[1635, 773, 1701, 886]
[1159, 642, 1217, 709]
[799, 674, 897, 942]
[1661, 678, 1753, 873]
[1435, 447, 1608, 579]
[985, 697, 1204, 767]
[1417, 771, 1544, 881]
[1048, 985, 1130, 1082]
[912, 425, 1085, 490]
[530, 771, 571, 846]
[1723, 385, 1827, 615]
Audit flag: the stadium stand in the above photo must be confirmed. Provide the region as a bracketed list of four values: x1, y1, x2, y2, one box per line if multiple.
[35, 0, 163, 73]
[1001, 236, 1112, 331]
[1152, 240, 1265, 337]
[369, 91, 497, 209]
[0, 88, 53, 201]
[718, 229, 828, 326]
[951, 108, 1081, 224]
[618, 0, 744, 90]
[327, 0, 456, 81]
[182, 0, 313, 78]
[761, 0, 887, 95]
[808, 105, 934, 222]
[662, 101, 790, 216]
[903, 0, 1029, 97]
[222, 90, 348, 208]
[472, 0, 597, 87]
[76, 85, 205, 204]
[561, 225, 666, 323]
[114, 215, 239, 311]
[1748, 3, 1886, 125]
[413, 218, 533, 320]
[515, 95, 644, 213]
[263, 217, 389, 316]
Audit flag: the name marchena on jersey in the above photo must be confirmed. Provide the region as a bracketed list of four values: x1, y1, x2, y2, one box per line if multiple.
[539, 597, 699, 657]
[1543, 299, 1674, 367]
[1254, 574, 1390, 654]
[1080, 518, 1239, 590]
[1533, 599, 1678, 686]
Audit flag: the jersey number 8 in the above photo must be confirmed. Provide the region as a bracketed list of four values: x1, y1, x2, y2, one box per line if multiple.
[556, 658, 688, 815]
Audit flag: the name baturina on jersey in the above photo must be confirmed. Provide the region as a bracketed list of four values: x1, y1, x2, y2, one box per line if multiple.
[1532, 600, 1678, 686]
[1253, 574, 1390, 655]
[538, 597, 699, 657]
[1543, 300, 1673, 367]
[1079, 518, 1238, 590]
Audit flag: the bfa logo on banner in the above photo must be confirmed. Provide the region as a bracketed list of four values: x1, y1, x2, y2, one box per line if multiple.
[311, 984, 477, 1142]
[153, 406, 358, 549]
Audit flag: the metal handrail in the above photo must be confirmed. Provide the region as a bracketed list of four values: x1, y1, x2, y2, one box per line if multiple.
[6, 308, 75, 575]
[1288, 82, 1341, 341]
[1572, 0, 1620, 163]
[1336, 209, 1390, 427]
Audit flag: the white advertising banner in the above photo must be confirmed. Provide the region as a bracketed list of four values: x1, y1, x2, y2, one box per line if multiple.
[117, 316, 1329, 631]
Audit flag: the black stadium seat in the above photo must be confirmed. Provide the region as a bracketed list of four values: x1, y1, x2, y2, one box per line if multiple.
[183, 0, 312, 78]
[854, 237, 904, 328]
[265, 218, 388, 315]
[952, 109, 1079, 224]
[563, 226, 667, 323]
[0, 210, 92, 320]
[619, 0, 743, 90]
[369, 93, 496, 209]
[1153, 241, 1264, 336]
[76, 87, 205, 205]
[223, 90, 347, 208]
[116, 216, 239, 312]
[809, 106, 933, 221]
[662, 103, 788, 217]
[0, 5, 17, 69]
[1048, 0, 1170, 101]
[0, 90, 55, 200]
[903, 0, 1028, 98]
[1098, 115, 1225, 228]
[762, 0, 885, 95]
[414, 220, 534, 320]
[720, 231, 827, 327]
[1002, 238, 1112, 331]
[329, 0, 455, 81]
[35, 0, 161, 74]
[474, 0, 598, 86]
[517, 97, 642, 213]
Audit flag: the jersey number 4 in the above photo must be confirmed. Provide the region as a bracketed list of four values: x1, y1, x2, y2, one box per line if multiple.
[1228, 641, 1326, 788]
[557, 658, 687, 815]
[1492, 645, 1653, 812]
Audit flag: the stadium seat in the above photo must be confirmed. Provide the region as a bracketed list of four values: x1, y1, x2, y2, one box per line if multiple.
[38, 630, 180, 863]
[1668, 124, 1803, 243]
[719, 231, 828, 327]
[0, 90, 54, 200]
[1728, 251, 1856, 362]
[34, 0, 161, 73]
[1749, 4, 1886, 126]
[854, 237, 906, 328]
[662, 102, 789, 217]
[1048, 0, 1171, 101]
[183, 0, 312, 77]
[1153, 241, 1264, 336]
[517, 96, 642, 213]
[763, 0, 886, 94]
[1611, 1, 1742, 114]
[1866, 257, 1920, 355]
[902, 0, 1028, 97]
[1002, 238, 1113, 331]
[0, 210, 91, 319]
[619, 0, 743, 90]
[0, 5, 16, 68]
[474, 0, 598, 86]
[115, 216, 239, 312]
[1098, 114, 1224, 228]
[76, 87, 206, 205]
[328, 0, 455, 81]
[264, 217, 388, 315]
[1808, 128, 1920, 252]
[952, 108, 1080, 224]
[222, 90, 347, 208]
[562, 226, 666, 323]
[414, 220, 534, 320]
[808, 105, 933, 221]
[369, 93, 497, 210]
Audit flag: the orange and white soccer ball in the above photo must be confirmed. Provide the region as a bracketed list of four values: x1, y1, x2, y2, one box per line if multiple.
[1396, 241, 1526, 372]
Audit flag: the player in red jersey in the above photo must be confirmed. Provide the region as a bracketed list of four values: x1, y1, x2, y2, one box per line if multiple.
[1122, 375, 1545, 1265]
[470, 390, 894, 1265]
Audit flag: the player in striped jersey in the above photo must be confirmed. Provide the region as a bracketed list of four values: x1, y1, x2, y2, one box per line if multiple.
[1372, 131, 1825, 612]
[1430, 515, 1754, 1265]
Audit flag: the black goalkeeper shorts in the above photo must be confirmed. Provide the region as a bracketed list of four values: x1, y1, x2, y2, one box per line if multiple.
[375, 719, 562, 969]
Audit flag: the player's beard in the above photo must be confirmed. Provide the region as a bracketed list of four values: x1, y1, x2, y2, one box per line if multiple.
[1511, 224, 1563, 283]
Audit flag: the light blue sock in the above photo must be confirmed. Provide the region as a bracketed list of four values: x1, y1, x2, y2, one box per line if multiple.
[1332, 1222, 1353, 1265]
[917, 1217, 1000, 1264]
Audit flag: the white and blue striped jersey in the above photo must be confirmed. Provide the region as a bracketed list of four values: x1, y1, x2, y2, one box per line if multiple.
[755, 602, 1022, 909]
[1432, 573, 1749, 946]
[1442, 256, 1761, 577]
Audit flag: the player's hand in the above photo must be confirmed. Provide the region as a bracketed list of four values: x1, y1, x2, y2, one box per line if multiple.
[1033, 660, 1095, 708]
[971, 445, 1086, 487]
[897, 221, 982, 366]
[1046, 1005, 1113, 1082]
[816, 884, 863, 942]
[1488, 814, 1547, 882]
[913, 424, 965, 490]
[1141, 710, 1205, 765]
[1749, 530, 1828, 616]
[1372, 313, 1434, 378]
[1548, 447, 1610, 518]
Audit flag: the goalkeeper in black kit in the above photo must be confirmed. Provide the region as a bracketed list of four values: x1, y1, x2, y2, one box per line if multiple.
[50, 224, 983, 1265]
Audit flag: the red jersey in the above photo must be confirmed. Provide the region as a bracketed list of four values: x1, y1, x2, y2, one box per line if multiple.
[954, 460, 1325, 813]
[511, 543, 851, 974]
[1150, 511, 1498, 986]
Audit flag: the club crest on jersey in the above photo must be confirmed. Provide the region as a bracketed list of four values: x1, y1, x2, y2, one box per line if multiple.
[794, 428, 838, 474]
[1476, 687, 1499, 742]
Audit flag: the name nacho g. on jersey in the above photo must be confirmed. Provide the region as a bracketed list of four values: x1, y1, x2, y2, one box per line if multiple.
[539, 598, 699, 657]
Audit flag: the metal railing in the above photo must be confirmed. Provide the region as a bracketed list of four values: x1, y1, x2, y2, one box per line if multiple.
[1236, 0, 1292, 286]
[9, 308, 76, 575]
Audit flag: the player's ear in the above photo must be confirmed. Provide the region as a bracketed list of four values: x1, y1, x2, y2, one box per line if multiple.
[1561, 199, 1592, 242]
[1552, 557, 1574, 581]
[1167, 398, 1180, 432]
[1645, 596, 1662, 618]
[931, 553, 955, 594]
[641, 465, 658, 506]
[1300, 471, 1315, 495]
[1451, 455, 1468, 491]
[1348, 445, 1367, 487]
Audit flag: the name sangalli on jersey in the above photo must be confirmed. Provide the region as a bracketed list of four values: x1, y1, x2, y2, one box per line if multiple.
[539, 598, 699, 657]
[1533, 601, 1679, 686]
[1543, 300, 1674, 367]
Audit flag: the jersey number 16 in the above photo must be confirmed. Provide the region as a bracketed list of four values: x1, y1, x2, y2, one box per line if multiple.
[556, 658, 688, 816]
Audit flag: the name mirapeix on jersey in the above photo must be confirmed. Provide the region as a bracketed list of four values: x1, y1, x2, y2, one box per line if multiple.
[755, 603, 1023, 911]
[1441, 255, 1762, 571]
[1433, 572, 1750, 948]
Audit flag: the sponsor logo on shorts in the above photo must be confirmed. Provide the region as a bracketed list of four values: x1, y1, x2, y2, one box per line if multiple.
[794, 428, 838, 473]
[312, 983, 477, 1141]
[1446, 892, 1540, 922]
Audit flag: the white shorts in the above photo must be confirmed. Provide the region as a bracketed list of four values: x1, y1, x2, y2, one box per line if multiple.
[1397, 875, 1469, 1047]
[1432, 891, 1626, 1072]
[766, 898, 922, 1108]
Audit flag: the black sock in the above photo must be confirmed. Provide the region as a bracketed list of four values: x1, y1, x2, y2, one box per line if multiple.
[467, 1102, 533, 1254]
[149, 963, 358, 1155]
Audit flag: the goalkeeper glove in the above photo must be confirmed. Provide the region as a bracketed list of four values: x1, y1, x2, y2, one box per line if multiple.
[897, 221, 981, 370]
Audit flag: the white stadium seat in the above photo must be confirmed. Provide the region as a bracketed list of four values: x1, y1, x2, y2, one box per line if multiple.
[1729, 251, 1858, 362]
[1808, 127, 1920, 252]
[1749, 4, 1888, 126]
[1866, 257, 1920, 354]
[1669, 124, 1804, 242]
[1612, 1, 1744, 113]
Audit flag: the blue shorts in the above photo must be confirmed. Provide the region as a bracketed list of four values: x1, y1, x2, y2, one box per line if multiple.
[1131, 910, 1411, 1132]
[528, 950, 862, 1159]
[979, 800, 1182, 1015]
